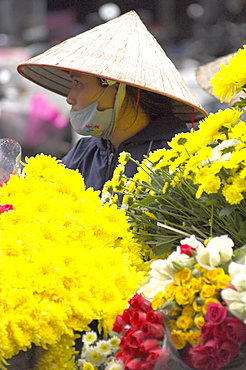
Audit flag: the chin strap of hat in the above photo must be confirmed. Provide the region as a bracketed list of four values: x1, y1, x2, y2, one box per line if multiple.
[190, 107, 195, 130]
[136, 88, 141, 107]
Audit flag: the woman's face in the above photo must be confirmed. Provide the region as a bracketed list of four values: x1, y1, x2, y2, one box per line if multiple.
[66, 72, 117, 111]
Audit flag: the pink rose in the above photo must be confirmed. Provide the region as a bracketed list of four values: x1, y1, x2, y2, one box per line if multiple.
[130, 311, 147, 328]
[200, 323, 216, 339]
[180, 243, 196, 257]
[139, 339, 160, 352]
[223, 317, 246, 344]
[205, 303, 228, 325]
[0, 204, 14, 213]
[128, 294, 152, 312]
[146, 310, 164, 324]
[218, 340, 239, 367]
[189, 342, 221, 370]
[141, 322, 164, 339]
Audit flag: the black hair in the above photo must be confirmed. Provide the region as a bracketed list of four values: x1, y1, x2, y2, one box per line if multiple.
[98, 78, 174, 121]
[125, 85, 174, 121]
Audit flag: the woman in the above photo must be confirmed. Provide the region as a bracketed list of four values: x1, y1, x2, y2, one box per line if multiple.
[17, 10, 206, 191]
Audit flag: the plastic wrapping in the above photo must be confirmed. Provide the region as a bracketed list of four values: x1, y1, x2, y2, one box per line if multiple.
[0, 138, 21, 183]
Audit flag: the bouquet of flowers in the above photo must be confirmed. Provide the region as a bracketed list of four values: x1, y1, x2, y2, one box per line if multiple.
[0, 154, 153, 369]
[99, 45, 246, 369]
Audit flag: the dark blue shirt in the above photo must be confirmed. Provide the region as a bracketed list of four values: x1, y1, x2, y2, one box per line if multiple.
[62, 115, 188, 191]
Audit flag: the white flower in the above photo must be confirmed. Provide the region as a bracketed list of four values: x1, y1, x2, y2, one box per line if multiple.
[231, 273, 246, 292]
[197, 248, 221, 270]
[229, 261, 246, 278]
[179, 235, 204, 251]
[105, 359, 124, 370]
[138, 277, 173, 300]
[96, 340, 112, 356]
[109, 336, 120, 353]
[149, 259, 175, 280]
[82, 331, 97, 345]
[215, 138, 241, 150]
[84, 347, 106, 367]
[207, 235, 234, 261]
[196, 235, 234, 269]
[221, 288, 242, 304]
[229, 301, 246, 322]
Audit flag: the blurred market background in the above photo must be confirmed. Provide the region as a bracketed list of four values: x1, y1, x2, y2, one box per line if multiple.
[0, 0, 245, 159]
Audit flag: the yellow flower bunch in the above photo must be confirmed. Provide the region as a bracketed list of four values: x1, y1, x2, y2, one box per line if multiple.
[152, 265, 230, 350]
[0, 154, 149, 369]
[210, 44, 246, 103]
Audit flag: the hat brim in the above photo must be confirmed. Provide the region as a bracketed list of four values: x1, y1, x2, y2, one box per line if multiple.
[17, 11, 207, 122]
[196, 53, 245, 106]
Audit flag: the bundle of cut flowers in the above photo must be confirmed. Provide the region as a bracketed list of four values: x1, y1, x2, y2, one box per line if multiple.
[0, 154, 154, 370]
[101, 44, 246, 256]
[76, 330, 121, 370]
[136, 235, 246, 370]
[111, 293, 169, 370]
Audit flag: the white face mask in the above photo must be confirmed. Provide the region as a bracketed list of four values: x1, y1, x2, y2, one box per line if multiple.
[69, 86, 114, 138]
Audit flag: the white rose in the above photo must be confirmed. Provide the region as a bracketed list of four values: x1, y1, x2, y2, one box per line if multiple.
[206, 235, 234, 262]
[221, 288, 242, 304]
[228, 301, 246, 321]
[149, 259, 175, 279]
[138, 277, 173, 301]
[196, 248, 221, 270]
[229, 261, 246, 279]
[231, 273, 246, 292]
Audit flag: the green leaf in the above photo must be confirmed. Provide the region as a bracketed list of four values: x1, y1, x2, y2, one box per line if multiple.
[152, 238, 179, 256]
[233, 244, 246, 263]
[218, 207, 235, 217]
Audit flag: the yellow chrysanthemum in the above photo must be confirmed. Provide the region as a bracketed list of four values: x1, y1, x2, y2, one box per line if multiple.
[0, 155, 149, 369]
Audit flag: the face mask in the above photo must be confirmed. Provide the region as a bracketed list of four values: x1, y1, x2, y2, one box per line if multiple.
[69, 86, 114, 138]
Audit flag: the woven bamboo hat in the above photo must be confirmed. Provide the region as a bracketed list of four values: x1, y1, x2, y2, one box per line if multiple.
[17, 10, 206, 122]
[196, 53, 245, 106]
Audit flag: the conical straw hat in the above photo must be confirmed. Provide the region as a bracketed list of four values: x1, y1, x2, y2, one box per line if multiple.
[196, 53, 245, 106]
[17, 10, 206, 122]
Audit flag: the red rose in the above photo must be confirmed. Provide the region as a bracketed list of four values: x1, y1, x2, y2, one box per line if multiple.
[126, 329, 146, 348]
[120, 342, 135, 358]
[223, 317, 246, 344]
[128, 294, 152, 312]
[205, 303, 228, 325]
[130, 311, 147, 328]
[147, 348, 169, 366]
[112, 315, 130, 334]
[146, 310, 164, 324]
[141, 322, 164, 339]
[139, 339, 160, 352]
[139, 362, 155, 370]
[122, 307, 135, 324]
[0, 204, 14, 213]
[180, 243, 196, 257]
[125, 359, 146, 370]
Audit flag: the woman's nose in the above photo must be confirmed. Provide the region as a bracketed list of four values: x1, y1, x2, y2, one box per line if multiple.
[66, 89, 76, 105]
